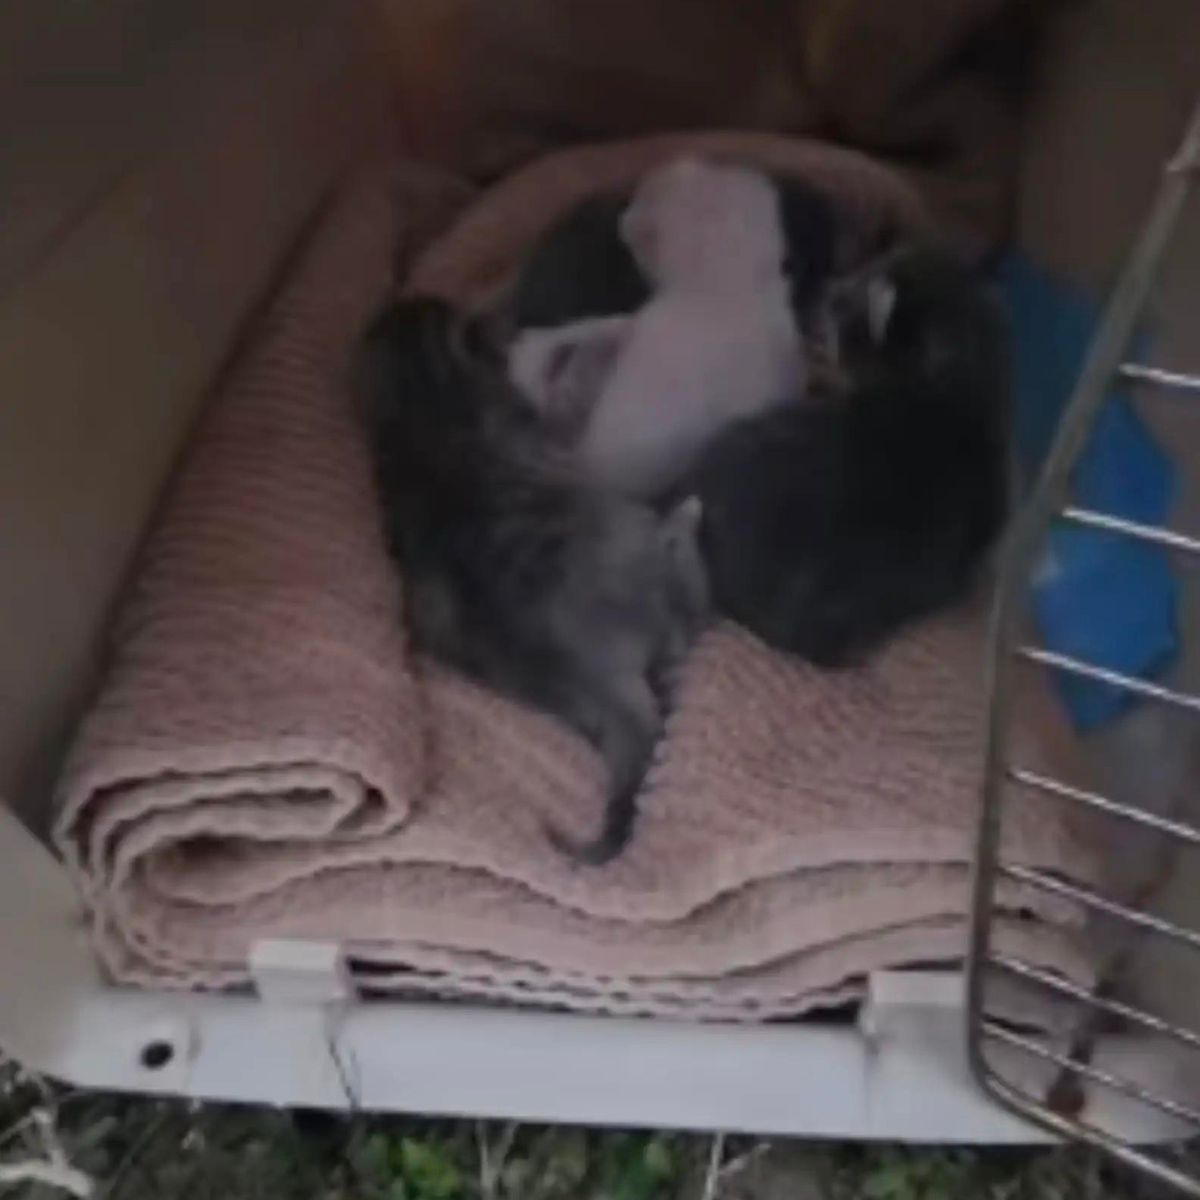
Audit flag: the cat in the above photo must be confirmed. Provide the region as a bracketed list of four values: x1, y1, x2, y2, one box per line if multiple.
[508, 158, 818, 499]
[508, 174, 838, 330]
[359, 296, 708, 864]
[511, 192, 651, 330]
[689, 244, 1011, 667]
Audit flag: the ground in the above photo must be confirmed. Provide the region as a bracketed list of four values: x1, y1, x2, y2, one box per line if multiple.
[0, 1055, 1183, 1199]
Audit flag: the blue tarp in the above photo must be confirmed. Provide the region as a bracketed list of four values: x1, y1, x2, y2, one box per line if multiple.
[996, 254, 1178, 730]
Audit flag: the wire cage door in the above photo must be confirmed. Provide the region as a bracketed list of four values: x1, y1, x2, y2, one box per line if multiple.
[966, 96, 1200, 1195]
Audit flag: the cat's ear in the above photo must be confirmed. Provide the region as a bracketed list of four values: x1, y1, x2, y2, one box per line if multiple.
[866, 278, 897, 344]
[619, 200, 658, 277]
[660, 495, 709, 620]
[507, 328, 561, 410]
[664, 494, 703, 538]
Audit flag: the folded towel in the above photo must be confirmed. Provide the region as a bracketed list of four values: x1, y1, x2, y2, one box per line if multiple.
[55, 135, 1105, 1020]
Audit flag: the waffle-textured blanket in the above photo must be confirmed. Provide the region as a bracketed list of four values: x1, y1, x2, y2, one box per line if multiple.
[55, 134, 1102, 1019]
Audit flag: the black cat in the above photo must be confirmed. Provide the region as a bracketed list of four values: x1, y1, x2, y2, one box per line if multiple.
[691, 246, 1011, 667]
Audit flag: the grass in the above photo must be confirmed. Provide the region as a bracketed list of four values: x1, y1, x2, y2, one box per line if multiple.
[0, 1055, 1186, 1199]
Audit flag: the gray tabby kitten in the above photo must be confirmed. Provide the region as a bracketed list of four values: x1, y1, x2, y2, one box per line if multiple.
[359, 297, 707, 864]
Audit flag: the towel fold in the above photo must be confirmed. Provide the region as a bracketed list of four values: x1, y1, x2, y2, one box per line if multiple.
[56, 135, 1106, 1021]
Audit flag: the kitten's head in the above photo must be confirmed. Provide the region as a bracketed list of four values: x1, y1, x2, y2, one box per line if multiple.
[829, 245, 1008, 396]
[620, 158, 786, 289]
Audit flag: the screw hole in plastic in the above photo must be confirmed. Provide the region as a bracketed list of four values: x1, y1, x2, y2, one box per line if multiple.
[140, 1040, 175, 1070]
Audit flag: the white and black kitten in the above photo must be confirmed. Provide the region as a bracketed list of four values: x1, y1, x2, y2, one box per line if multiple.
[513, 159, 807, 500]
[511, 192, 650, 330]
[360, 297, 707, 864]
[504, 165, 841, 494]
[510, 170, 840, 330]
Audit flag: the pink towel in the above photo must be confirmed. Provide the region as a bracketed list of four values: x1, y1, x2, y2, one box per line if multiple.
[55, 136, 1105, 1020]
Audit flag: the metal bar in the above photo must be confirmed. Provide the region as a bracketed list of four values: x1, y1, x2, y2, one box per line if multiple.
[965, 96, 1200, 1197]
[980, 1018, 1200, 1131]
[1059, 505, 1200, 555]
[1120, 363, 1200, 393]
[975, 1065, 1200, 1197]
[1007, 768, 1200, 846]
[968, 85, 1200, 1063]
[987, 952, 1200, 1053]
[1015, 646, 1200, 714]
[997, 863, 1200, 952]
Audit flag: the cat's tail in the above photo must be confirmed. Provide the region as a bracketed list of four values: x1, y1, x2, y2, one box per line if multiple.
[551, 497, 707, 867]
[544, 678, 663, 868]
